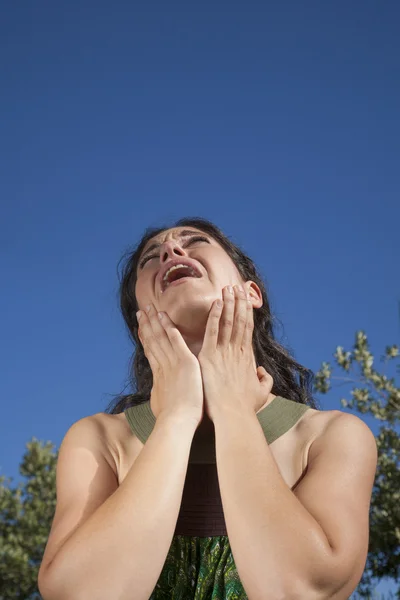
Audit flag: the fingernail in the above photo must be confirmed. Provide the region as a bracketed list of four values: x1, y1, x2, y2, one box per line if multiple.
[145, 304, 151, 313]
[136, 311, 142, 321]
[227, 285, 234, 294]
[216, 299, 223, 308]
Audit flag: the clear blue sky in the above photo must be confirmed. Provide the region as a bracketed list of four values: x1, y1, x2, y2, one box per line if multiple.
[1, 3, 399, 596]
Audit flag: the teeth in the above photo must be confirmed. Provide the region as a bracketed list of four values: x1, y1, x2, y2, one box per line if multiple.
[163, 264, 198, 288]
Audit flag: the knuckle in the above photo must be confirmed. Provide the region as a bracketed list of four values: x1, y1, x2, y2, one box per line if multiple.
[145, 334, 155, 348]
[153, 362, 162, 376]
[153, 329, 164, 341]
[222, 318, 233, 327]
[140, 322, 150, 335]
[148, 315, 157, 326]
[169, 328, 180, 340]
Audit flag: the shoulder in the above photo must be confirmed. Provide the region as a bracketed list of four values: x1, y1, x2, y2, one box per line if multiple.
[298, 405, 376, 462]
[89, 410, 127, 431]
[68, 411, 124, 439]
[296, 404, 341, 444]
[76, 411, 130, 476]
[87, 407, 135, 428]
[89, 410, 133, 446]
[310, 409, 378, 465]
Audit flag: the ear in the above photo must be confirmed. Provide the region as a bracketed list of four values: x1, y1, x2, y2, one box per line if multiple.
[246, 281, 263, 309]
[257, 366, 273, 392]
[256, 366, 267, 380]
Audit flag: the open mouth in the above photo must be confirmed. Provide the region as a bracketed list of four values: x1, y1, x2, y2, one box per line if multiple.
[161, 264, 202, 292]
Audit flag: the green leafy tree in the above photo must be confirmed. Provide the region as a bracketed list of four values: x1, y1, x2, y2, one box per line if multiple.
[0, 439, 57, 599]
[315, 331, 400, 599]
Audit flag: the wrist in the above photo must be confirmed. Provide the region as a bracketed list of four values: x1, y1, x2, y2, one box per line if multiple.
[211, 403, 254, 425]
[157, 410, 200, 431]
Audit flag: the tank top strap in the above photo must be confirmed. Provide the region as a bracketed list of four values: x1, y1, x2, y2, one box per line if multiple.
[124, 395, 310, 446]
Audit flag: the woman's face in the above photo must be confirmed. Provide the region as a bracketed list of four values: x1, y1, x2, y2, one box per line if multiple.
[135, 226, 262, 344]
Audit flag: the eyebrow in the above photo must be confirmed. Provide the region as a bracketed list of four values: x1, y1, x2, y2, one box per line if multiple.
[139, 230, 206, 263]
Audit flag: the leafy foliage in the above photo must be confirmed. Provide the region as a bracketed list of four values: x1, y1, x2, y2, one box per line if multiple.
[315, 332, 399, 599]
[0, 439, 57, 599]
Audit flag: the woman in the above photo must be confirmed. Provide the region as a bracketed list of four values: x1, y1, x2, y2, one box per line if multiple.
[38, 217, 377, 600]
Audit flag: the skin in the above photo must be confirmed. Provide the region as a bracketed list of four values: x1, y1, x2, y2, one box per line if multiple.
[135, 226, 276, 434]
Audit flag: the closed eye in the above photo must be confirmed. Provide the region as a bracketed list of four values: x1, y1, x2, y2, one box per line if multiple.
[139, 236, 209, 268]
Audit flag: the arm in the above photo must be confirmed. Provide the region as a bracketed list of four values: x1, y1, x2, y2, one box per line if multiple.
[38, 412, 197, 600]
[212, 409, 378, 600]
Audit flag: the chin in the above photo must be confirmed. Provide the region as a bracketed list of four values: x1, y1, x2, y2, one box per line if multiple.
[166, 295, 213, 333]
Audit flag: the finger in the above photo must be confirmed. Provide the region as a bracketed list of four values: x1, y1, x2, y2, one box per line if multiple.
[156, 310, 195, 361]
[230, 285, 248, 347]
[242, 293, 255, 350]
[202, 298, 223, 354]
[137, 304, 172, 367]
[219, 285, 235, 347]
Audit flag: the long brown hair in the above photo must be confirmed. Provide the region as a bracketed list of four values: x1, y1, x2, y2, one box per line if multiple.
[105, 216, 320, 414]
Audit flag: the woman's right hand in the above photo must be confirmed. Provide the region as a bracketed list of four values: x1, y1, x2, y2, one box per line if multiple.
[137, 304, 204, 428]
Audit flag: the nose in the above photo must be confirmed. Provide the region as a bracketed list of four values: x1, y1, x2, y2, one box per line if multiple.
[160, 240, 187, 264]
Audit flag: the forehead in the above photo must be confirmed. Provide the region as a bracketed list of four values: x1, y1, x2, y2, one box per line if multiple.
[141, 227, 208, 250]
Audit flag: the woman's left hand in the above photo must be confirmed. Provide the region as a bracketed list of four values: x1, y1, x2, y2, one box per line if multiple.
[198, 284, 273, 422]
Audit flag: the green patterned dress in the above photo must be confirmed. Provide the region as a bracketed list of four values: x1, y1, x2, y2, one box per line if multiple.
[124, 396, 310, 599]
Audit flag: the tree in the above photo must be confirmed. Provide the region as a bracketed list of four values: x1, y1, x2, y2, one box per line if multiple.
[0, 439, 57, 599]
[314, 331, 400, 599]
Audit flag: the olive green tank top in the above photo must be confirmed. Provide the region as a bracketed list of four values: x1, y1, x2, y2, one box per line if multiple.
[124, 396, 310, 599]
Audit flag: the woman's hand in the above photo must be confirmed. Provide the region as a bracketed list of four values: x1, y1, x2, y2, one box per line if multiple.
[137, 304, 204, 427]
[197, 285, 273, 422]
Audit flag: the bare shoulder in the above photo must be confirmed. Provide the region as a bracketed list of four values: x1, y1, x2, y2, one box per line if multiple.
[295, 405, 355, 459]
[306, 406, 377, 458]
[89, 411, 138, 480]
[296, 404, 342, 443]
[90, 410, 130, 436]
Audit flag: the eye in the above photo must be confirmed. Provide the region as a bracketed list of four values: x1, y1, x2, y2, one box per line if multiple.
[139, 253, 157, 268]
[139, 235, 209, 268]
[186, 235, 209, 246]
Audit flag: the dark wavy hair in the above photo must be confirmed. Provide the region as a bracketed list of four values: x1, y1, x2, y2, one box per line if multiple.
[105, 216, 320, 414]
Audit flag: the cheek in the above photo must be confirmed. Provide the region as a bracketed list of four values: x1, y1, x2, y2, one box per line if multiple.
[135, 271, 160, 310]
[135, 278, 149, 309]
[212, 260, 239, 286]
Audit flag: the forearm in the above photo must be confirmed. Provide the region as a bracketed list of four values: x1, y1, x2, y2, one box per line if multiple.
[213, 408, 332, 600]
[41, 414, 197, 600]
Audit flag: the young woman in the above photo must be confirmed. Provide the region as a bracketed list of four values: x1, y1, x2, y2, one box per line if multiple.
[38, 217, 377, 600]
